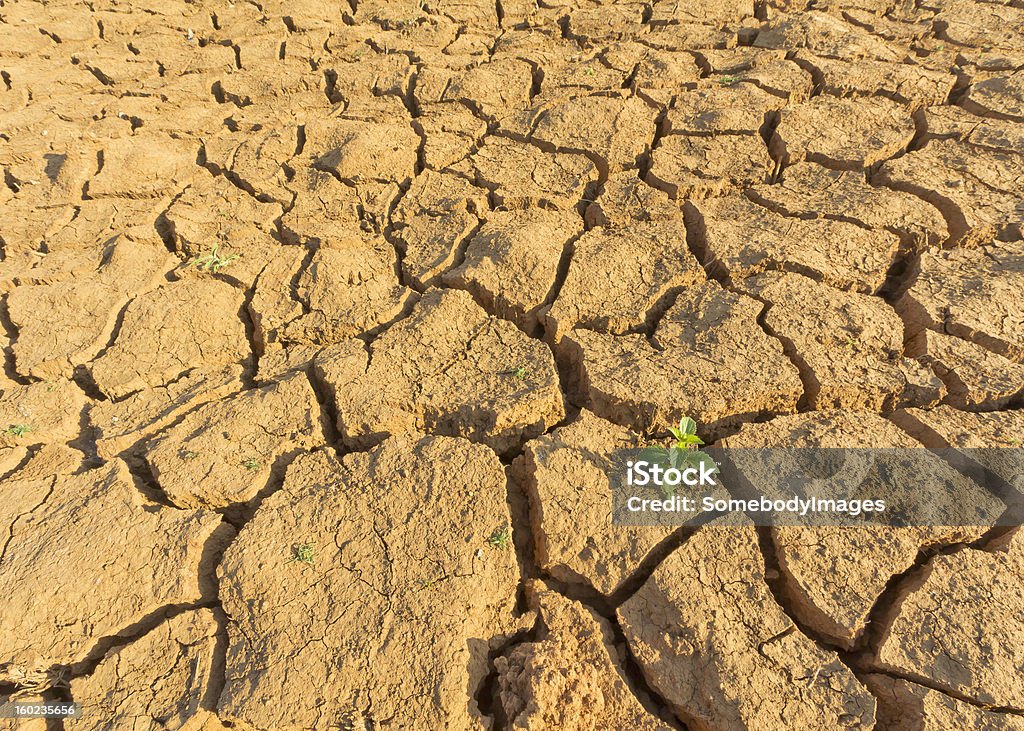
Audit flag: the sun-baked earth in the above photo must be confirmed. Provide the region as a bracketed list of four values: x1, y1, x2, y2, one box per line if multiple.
[1, 0, 1023, 728]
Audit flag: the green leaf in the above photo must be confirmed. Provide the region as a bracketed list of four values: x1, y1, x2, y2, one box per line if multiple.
[667, 417, 703, 448]
[666, 447, 681, 470]
[689, 450, 719, 476]
[637, 446, 670, 467]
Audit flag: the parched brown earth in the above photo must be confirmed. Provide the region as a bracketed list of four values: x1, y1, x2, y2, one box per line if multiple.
[1, 0, 1023, 729]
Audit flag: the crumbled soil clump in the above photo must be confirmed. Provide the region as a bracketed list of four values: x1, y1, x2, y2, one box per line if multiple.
[498, 584, 671, 730]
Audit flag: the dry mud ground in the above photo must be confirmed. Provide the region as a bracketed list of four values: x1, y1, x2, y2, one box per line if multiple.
[1, 0, 1024, 728]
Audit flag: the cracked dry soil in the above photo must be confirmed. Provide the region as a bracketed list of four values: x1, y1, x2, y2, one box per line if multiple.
[1, 0, 1023, 728]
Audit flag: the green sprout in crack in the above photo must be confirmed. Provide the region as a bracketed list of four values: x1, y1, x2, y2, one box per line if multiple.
[501, 365, 528, 381]
[717, 75, 743, 85]
[288, 542, 315, 566]
[4, 424, 31, 437]
[191, 243, 240, 274]
[839, 332, 861, 350]
[242, 458, 262, 471]
[486, 525, 511, 550]
[637, 416, 718, 498]
[668, 416, 703, 450]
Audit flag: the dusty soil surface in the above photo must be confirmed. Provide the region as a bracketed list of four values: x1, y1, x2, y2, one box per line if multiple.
[1, 0, 1023, 729]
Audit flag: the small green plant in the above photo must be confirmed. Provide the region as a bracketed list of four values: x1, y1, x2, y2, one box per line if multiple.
[192, 243, 240, 273]
[180, 449, 199, 460]
[500, 365, 527, 381]
[668, 416, 703, 450]
[717, 75, 743, 85]
[4, 424, 31, 437]
[288, 542, 315, 566]
[1011, 438, 1022, 447]
[486, 525, 511, 550]
[242, 458, 261, 471]
[637, 416, 718, 498]
[839, 332, 860, 350]
[583, 66, 596, 76]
